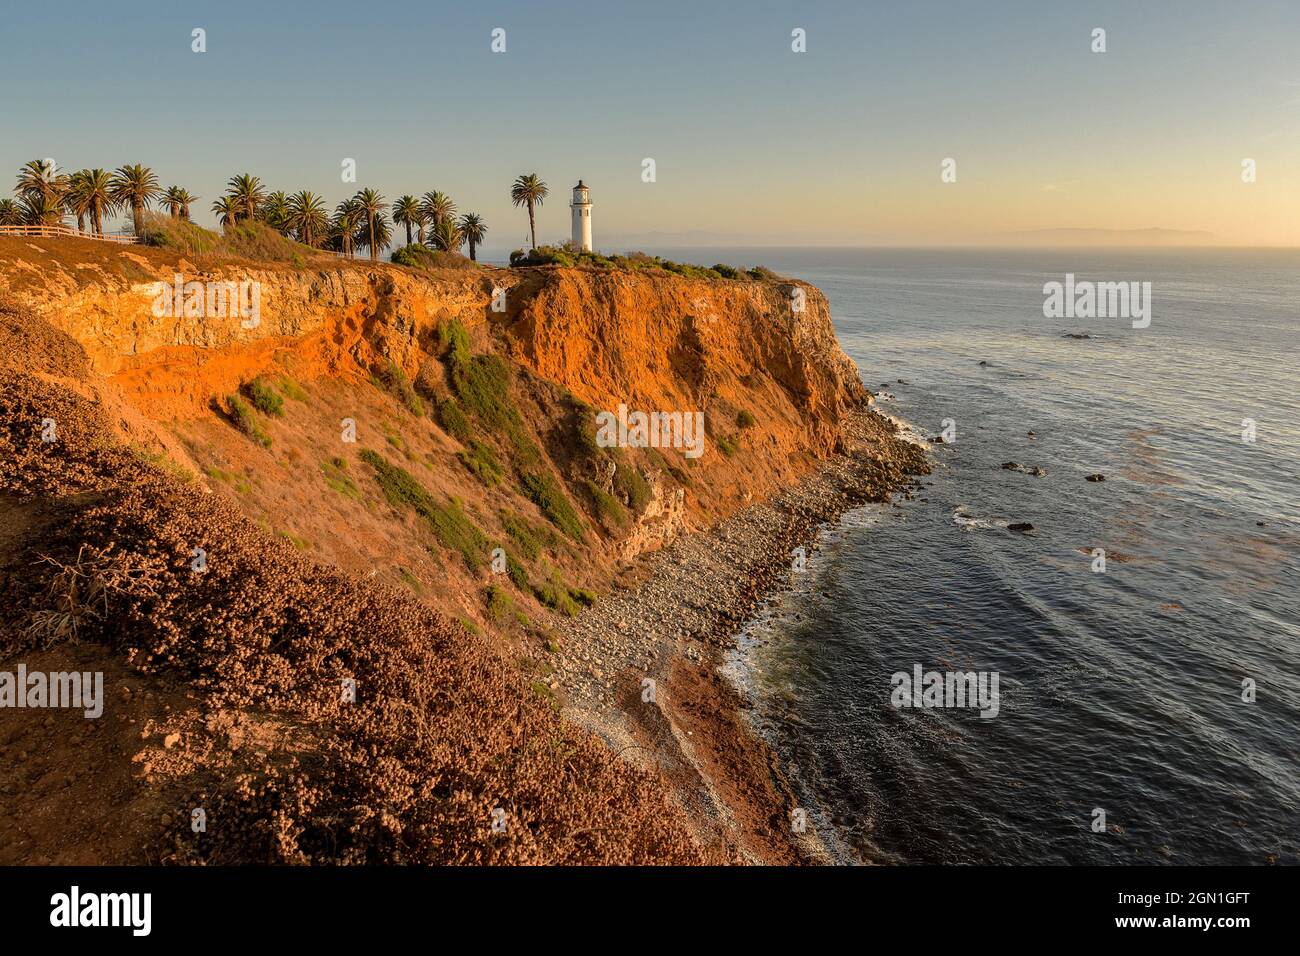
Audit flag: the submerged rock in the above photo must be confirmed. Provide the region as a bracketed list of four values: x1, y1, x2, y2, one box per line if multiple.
[1085, 473, 1105, 482]
[1008, 522, 1034, 532]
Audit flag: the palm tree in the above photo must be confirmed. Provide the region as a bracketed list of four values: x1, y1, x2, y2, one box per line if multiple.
[225, 174, 266, 225]
[431, 217, 462, 253]
[510, 174, 548, 250]
[159, 186, 198, 222]
[65, 170, 94, 232]
[287, 191, 328, 247]
[420, 191, 456, 240]
[16, 159, 66, 206]
[353, 188, 388, 261]
[392, 195, 421, 246]
[457, 213, 487, 261]
[259, 190, 292, 233]
[162, 186, 189, 219]
[20, 193, 65, 227]
[77, 169, 116, 235]
[358, 213, 392, 259]
[0, 199, 22, 226]
[211, 196, 239, 230]
[331, 199, 363, 258]
[109, 164, 161, 236]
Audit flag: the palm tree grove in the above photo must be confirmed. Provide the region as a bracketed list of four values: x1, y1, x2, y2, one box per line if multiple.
[0, 158, 533, 264]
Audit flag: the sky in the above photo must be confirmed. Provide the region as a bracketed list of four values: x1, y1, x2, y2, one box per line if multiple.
[3, 0, 1299, 249]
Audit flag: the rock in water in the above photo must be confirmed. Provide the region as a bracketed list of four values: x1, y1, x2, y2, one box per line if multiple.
[1085, 473, 1105, 482]
[1008, 522, 1034, 532]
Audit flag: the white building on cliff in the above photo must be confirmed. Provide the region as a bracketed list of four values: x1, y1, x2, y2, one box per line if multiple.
[570, 180, 592, 251]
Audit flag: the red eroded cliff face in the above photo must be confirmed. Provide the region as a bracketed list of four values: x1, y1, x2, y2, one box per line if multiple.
[0, 236, 868, 538]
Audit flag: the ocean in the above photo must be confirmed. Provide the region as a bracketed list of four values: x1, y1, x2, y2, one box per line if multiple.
[665, 247, 1300, 865]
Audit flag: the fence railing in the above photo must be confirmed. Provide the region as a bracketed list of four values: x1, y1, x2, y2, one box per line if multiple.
[0, 224, 138, 244]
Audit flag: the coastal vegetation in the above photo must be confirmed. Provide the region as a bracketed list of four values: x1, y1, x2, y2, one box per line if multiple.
[4, 160, 779, 278]
[3, 158, 488, 261]
[509, 243, 782, 281]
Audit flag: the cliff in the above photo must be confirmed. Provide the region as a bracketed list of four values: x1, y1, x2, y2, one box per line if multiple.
[0, 234, 884, 865]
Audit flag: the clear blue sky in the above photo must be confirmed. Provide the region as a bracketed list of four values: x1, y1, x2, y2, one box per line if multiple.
[4, 0, 1299, 248]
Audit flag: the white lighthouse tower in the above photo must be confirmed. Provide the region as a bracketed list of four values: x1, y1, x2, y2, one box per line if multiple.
[570, 180, 592, 252]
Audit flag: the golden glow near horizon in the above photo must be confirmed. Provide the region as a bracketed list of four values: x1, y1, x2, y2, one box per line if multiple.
[605, 148, 1300, 247]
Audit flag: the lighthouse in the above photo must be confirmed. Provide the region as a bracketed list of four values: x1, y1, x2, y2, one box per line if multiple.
[570, 180, 592, 252]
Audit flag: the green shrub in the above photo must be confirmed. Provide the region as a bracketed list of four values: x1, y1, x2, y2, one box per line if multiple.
[321, 458, 361, 500]
[716, 434, 737, 457]
[135, 211, 221, 255]
[436, 318, 472, 361]
[361, 449, 489, 569]
[391, 243, 476, 270]
[437, 319, 539, 466]
[485, 584, 516, 623]
[226, 394, 271, 447]
[533, 569, 595, 617]
[454, 353, 513, 427]
[521, 471, 584, 541]
[505, 551, 530, 591]
[613, 464, 652, 513]
[145, 214, 318, 261]
[426, 496, 491, 571]
[499, 509, 545, 560]
[246, 377, 284, 417]
[398, 567, 424, 594]
[736, 409, 756, 429]
[535, 575, 579, 617]
[378, 359, 424, 416]
[436, 398, 472, 443]
[583, 480, 628, 529]
[458, 440, 504, 486]
[570, 399, 603, 459]
[279, 376, 309, 401]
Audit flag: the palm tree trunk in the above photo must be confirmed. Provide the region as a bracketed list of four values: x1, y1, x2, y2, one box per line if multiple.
[133, 201, 143, 236]
[405, 223, 412, 246]
[527, 202, 537, 250]
[469, 239, 477, 261]
[369, 216, 377, 260]
[76, 213, 86, 233]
